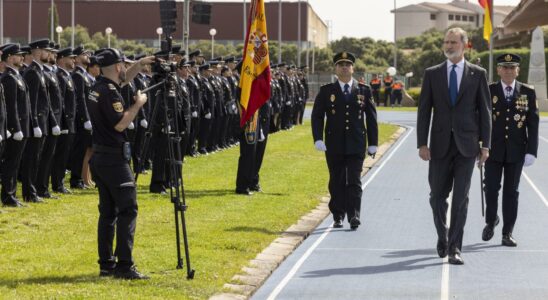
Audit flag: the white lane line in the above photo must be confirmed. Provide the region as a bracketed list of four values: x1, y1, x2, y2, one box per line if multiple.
[362, 126, 414, 189]
[523, 172, 548, 208]
[315, 247, 548, 253]
[266, 127, 414, 300]
[441, 192, 452, 300]
[540, 136, 548, 143]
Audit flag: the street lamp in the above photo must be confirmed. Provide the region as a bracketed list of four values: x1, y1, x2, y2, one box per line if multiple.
[209, 28, 217, 59]
[105, 27, 112, 48]
[55, 26, 63, 45]
[156, 27, 163, 50]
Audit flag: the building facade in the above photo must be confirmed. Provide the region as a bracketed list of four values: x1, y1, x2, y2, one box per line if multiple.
[392, 0, 514, 40]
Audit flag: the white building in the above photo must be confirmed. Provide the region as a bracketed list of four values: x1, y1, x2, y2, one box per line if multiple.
[392, 0, 514, 40]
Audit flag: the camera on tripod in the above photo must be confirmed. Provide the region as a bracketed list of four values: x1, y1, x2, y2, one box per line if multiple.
[152, 58, 177, 76]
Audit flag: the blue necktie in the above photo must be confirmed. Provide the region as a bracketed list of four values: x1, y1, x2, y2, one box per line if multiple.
[449, 64, 458, 106]
[343, 83, 350, 101]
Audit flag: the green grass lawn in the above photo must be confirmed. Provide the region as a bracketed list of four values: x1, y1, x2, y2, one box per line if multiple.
[0, 122, 398, 300]
[540, 111, 548, 117]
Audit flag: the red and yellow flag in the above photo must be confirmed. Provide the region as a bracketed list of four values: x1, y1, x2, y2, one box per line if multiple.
[239, 0, 271, 127]
[478, 0, 493, 42]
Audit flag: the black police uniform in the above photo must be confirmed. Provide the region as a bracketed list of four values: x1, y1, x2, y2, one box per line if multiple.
[88, 73, 139, 274]
[483, 55, 539, 242]
[311, 52, 378, 227]
[197, 67, 215, 154]
[186, 70, 202, 156]
[1, 61, 31, 206]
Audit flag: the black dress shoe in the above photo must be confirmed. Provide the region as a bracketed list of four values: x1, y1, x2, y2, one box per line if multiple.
[53, 187, 72, 194]
[2, 198, 23, 207]
[333, 219, 343, 228]
[349, 217, 361, 230]
[235, 189, 253, 195]
[436, 240, 448, 258]
[113, 266, 149, 280]
[24, 196, 43, 203]
[71, 182, 86, 189]
[38, 192, 59, 199]
[502, 233, 517, 247]
[482, 216, 500, 241]
[99, 268, 116, 277]
[249, 185, 262, 192]
[448, 253, 464, 265]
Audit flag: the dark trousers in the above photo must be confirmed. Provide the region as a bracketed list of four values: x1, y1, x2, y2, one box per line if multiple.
[236, 131, 257, 191]
[281, 105, 292, 129]
[90, 152, 138, 271]
[51, 133, 75, 190]
[150, 132, 169, 192]
[198, 117, 212, 151]
[21, 136, 46, 199]
[36, 134, 58, 194]
[484, 159, 524, 234]
[187, 116, 200, 154]
[251, 135, 269, 188]
[428, 136, 475, 253]
[70, 129, 92, 186]
[132, 125, 147, 173]
[391, 91, 402, 105]
[325, 152, 364, 222]
[372, 90, 380, 105]
[1, 138, 27, 202]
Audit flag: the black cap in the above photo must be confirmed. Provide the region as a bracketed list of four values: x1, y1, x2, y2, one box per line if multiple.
[221, 66, 230, 74]
[73, 46, 91, 56]
[56, 47, 76, 59]
[29, 38, 51, 50]
[213, 56, 224, 62]
[153, 49, 170, 58]
[97, 48, 125, 67]
[125, 55, 135, 63]
[333, 51, 355, 65]
[21, 46, 32, 55]
[171, 46, 181, 54]
[188, 49, 201, 58]
[199, 64, 211, 71]
[48, 42, 58, 52]
[224, 56, 235, 63]
[496, 53, 521, 66]
[277, 62, 286, 68]
[89, 56, 100, 66]
[177, 59, 190, 68]
[1, 43, 26, 60]
[188, 60, 196, 67]
[209, 60, 221, 67]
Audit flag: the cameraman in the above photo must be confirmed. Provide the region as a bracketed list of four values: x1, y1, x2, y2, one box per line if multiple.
[88, 48, 153, 280]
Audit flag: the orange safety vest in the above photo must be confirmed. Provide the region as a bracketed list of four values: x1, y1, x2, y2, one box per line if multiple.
[384, 77, 393, 86]
[392, 82, 403, 90]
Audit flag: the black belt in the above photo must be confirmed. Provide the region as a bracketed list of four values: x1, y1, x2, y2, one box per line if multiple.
[92, 144, 122, 154]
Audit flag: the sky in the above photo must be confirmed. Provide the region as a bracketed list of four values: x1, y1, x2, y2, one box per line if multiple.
[304, 0, 522, 41]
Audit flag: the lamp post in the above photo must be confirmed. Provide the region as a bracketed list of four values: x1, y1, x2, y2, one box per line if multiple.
[55, 26, 63, 45]
[209, 28, 217, 59]
[105, 27, 112, 48]
[311, 29, 316, 74]
[156, 27, 163, 50]
[1, 0, 4, 45]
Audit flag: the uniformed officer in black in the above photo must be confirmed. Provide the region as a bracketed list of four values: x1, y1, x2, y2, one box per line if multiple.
[311, 51, 378, 230]
[88, 48, 153, 279]
[1, 44, 30, 207]
[482, 53, 539, 247]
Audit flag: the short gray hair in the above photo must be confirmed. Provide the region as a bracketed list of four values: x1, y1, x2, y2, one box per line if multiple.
[446, 27, 468, 44]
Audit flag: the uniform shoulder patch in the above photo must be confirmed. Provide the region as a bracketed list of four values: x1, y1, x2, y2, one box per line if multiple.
[112, 102, 124, 113]
[108, 83, 117, 91]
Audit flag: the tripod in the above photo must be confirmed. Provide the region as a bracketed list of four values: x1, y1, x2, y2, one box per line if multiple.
[135, 74, 195, 279]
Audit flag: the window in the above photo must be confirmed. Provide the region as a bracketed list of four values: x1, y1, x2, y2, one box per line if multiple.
[430, 14, 436, 20]
[455, 15, 461, 21]
[449, 14, 454, 20]
[469, 16, 474, 22]
[462, 15, 468, 21]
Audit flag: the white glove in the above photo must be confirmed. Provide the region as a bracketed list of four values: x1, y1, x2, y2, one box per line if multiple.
[523, 153, 536, 167]
[140, 119, 148, 128]
[51, 125, 61, 136]
[13, 131, 24, 141]
[6, 130, 11, 139]
[205, 112, 212, 119]
[60, 129, 69, 135]
[314, 140, 327, 152]
[33, 127, 43, 138]
[0, 134, 2, 143]
[258, 129, 265, 142]
[368, 145, 377, 154]
[191, 111, 198, 118]
[84, 120, 92, 131]
[128, 122, 135, 130]
[285, 101, 291, 106]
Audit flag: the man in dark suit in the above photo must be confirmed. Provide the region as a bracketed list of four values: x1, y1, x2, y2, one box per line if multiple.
[417, 28, 492, 265]
[482, 53, 539, 247]
[311, 51, 378, 230]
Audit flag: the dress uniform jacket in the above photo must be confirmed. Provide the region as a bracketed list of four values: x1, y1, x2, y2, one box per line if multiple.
[2, 67, 31, 138]
[312, 80, 378, 155]
[57, 68, 77, 134]
[0, 83, 6, 141]
[488, 81, 539, 163]
[72, 66, 92, 128]
[23, 61, 52, 134]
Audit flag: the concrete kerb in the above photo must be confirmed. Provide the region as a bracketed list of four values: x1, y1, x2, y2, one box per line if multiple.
[210, 126, 408, 300]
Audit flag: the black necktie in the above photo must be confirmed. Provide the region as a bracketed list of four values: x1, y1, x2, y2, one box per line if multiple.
[343, 83, 350, 101]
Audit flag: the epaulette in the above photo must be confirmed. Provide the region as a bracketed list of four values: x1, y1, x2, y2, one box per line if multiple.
[521, 83, 534, 90]
[320, 83, 332, 89]
[358, 82, 371, 89]
[108, 83, 117, 90]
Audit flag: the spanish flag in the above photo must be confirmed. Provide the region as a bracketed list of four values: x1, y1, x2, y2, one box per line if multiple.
[239, 0, 271, 127]
[478, 0, 493, 42]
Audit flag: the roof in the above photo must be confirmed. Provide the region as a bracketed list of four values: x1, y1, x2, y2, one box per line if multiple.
[393, 1, 516, 16]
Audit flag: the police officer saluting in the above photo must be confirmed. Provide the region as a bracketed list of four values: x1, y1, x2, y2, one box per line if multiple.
[311, 52, 378, 230]
[482, 53, 539, 247]
[88, 48, 153, 279]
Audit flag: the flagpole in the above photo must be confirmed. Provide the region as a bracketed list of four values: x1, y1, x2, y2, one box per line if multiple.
[488, 0, 494, 82]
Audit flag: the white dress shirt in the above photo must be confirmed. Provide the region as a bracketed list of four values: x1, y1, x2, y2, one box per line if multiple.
[446, 58, 465, 92]
[501, 80, 516, 99]
[338, 78, 354, 93]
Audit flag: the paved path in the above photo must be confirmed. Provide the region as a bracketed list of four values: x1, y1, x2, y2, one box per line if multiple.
[254, 111, 548, 300]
